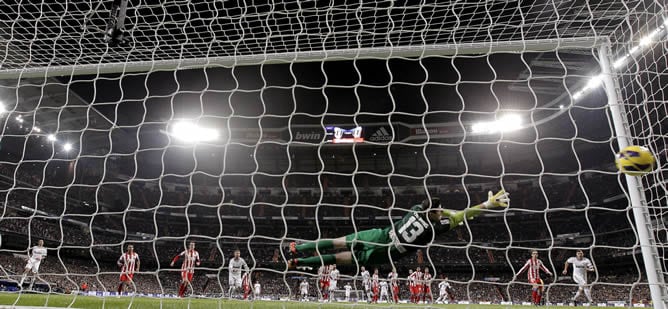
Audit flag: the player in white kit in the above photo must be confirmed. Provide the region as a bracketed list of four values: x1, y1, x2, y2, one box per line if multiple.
[344, 282, 352, 301]
[228, 249, 249, 298]
[19, 240, 47, 289]
[562, 250, 595, 303]
[379, 280, 389, 303]
[299, 279, 309, 301]
[328, 264, 340, 299]
[436, 276, 453, 303]
[360, 266, 371, 301]
[253, 281, 261, 299]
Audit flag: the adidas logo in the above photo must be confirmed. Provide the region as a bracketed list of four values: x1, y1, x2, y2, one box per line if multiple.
[369, 127, 392, 142]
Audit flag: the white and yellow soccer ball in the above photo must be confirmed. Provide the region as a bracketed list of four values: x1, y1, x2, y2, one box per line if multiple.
[615, 145, 656, 176]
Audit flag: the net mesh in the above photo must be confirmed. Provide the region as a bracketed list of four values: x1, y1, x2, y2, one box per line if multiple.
[0, 0, 665, 307]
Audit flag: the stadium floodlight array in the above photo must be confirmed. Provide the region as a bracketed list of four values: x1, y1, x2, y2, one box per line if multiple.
[0, 1, 666, 308]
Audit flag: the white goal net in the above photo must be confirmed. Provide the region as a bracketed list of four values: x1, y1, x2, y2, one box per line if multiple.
[0, 0, 666, 308]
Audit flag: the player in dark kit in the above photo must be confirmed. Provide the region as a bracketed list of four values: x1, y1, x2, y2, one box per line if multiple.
[288, 190, 509, 267]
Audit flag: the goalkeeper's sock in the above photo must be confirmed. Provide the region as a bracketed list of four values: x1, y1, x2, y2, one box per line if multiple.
[296, 254, 336, 266]
[19, 275, 26, 286]
[531, 290, 537, 304]
[295, 240, 334, 253]
[118, 283, 123, 294]
[178, 283, 186, 297]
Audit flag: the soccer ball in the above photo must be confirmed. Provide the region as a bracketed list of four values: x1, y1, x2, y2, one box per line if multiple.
[615, 145, 656, 176]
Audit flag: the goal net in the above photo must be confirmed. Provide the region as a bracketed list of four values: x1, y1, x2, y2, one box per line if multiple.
[0, 0, 666, 307]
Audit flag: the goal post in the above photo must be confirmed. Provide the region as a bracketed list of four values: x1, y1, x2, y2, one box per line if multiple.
[598, 43, 668, 309]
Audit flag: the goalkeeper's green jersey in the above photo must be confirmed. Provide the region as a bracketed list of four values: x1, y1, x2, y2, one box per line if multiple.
[346, 204, 452, 265]
[386, 205, 452, 255]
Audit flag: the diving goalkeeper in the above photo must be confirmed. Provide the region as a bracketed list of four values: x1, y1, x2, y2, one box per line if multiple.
[288, 190, 509, 267]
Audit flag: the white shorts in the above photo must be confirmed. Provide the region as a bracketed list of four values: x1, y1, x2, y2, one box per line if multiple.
[329, 280, 337, 291]
[229, 276, 242, 288]
[25, 259, 41, 273]
[573, 275, 587, 287]
[301, 289, 308, 295]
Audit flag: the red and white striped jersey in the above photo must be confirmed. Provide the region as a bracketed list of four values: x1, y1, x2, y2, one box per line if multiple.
[423, 273, 432, 285]
[415, 271, 424, 285]
[118, 252, 140, 275]
[372, 273, 379, 287]
[172, 250, 200, 273]
[242, 272, 251, 288]
[518, 258, 551, 281]
[318, 266, 330, 282]
[408, 272, 417, 287]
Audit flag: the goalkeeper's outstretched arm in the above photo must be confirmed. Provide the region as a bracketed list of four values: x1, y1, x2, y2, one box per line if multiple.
[441, 190, 509, 229]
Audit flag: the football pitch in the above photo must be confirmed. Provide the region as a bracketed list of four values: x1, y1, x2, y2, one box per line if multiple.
[0, 293, 585, 309]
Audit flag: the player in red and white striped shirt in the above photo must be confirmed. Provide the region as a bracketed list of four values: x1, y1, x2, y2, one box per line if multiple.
[371, 268, 380, 303]
[170, 241, 201, 297]
[241, 272, 252, 300]
[117, 244, 140, 295]
[407, 269, 417, 303]
[387, 269, 399, 303]
[515, 250, 553, 305]
[422, 267, 434, 303]
[414, 267, 424, 303]
[318, 265, 330, 301]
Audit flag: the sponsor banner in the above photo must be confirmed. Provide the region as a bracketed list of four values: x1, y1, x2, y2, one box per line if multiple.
[410, 125, 463, 137]
[366, 126, 393, 142]
[290, 129, 325, 143]
[243, 130, 282, 141]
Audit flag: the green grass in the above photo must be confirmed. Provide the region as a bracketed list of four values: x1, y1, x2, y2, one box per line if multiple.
[0, 293, 584, 309]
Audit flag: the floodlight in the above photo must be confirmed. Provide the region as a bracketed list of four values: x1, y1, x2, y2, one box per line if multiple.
[498, 114, 522, 132]
[613, 56, 627, 69]
[639, 29, 661, 47]
[63, 143, 73, 152]
[47, 134, 57, 141]
[33, 126, 41, 132]
[585, 75, 603, 90]
[171, 121, 219, 142]
[472, 114, 522, 134]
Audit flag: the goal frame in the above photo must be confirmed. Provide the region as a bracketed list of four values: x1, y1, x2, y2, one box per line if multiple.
[1, 35, 664, 306]
[0, 37, 604, 79]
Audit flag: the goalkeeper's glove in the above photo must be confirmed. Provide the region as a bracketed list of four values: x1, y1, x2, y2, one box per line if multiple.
[482, 190, 510, 209]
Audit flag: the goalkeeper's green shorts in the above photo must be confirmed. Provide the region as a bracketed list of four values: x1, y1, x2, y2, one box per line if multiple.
[345, 228, 397, 265]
